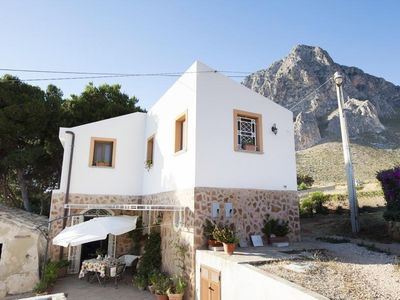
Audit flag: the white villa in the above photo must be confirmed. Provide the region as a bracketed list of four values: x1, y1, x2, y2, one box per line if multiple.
[49, 61, 300, 299]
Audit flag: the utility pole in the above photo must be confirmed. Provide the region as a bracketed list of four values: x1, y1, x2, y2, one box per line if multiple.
[334, 72, 360, 233]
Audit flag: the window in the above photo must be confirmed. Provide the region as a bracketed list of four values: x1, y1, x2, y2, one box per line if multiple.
[233, 109, 263, 153]
[89, 137, 116, 167]
[146, 135, 154, 163]
[175, 112, 187, 153]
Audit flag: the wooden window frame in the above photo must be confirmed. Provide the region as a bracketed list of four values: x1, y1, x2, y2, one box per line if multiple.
[89, 137, 117, 168]
[233, 109, 263, 153]
[146, 135, 155, 163]
[174, 111, 188, 154]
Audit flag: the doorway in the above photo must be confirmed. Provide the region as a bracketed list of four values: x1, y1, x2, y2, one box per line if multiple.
[200, 265, 221, 300]
[80, 215, 109, 261]
[67, 209, 115, 274]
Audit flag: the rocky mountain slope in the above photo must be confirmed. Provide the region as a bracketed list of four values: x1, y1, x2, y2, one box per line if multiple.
[243, 45, 400, 150]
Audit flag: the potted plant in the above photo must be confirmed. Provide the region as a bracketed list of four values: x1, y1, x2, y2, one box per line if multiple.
[203, 219, 222, 248]
[212, 224, 239, 255]
[153, 273, 171, 300]
[242, 140, 256, 151]
[95, 160, 110, 167]
[167, 275, 187, 300]
[145, 159, 153, 171]
[262, 216, 290, 245]
[56, 260, 70, 278]
[133, 274, 147, 291]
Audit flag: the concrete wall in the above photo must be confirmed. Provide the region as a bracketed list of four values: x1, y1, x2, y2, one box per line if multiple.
[0, 223, 43, 296]
[195, 62, 297, 191]
[142, 63, 198, 195]
[58, 112, 147, 195]
[195, 250, 327, 300]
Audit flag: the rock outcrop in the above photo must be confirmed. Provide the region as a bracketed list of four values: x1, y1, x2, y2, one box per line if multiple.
[242, 45, 400, 149]
[327, 98, 385, 137]
[294, 112, 321, 150]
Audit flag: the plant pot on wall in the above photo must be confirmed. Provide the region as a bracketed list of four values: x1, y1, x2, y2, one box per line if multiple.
[168, 293, 184, 300]
[243, 144, 256, 151]
[223, 243, 236, 255]
[95, 161, 110, 167]
[208, 239, 223, 247]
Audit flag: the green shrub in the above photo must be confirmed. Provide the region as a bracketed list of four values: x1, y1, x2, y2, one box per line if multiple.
[300, 192, 330, 216]
[300, 197, 314, 217]
[212, 224, 239, 244]
[136, 228, 162, 285]
[129, 216, 144, 255]
[262, 217, 290, 237]
[297, 174, 314, 188]
[203, 219, 216, 240]
[34, 261, 60, 293]
[168, 275, 187, 295]
[153, 272, 172, 296]
[133, 273, 147, 290]
[297, 182, 308, 191]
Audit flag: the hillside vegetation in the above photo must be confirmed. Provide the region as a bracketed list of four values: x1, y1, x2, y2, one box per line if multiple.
[296, 142, 400, 185]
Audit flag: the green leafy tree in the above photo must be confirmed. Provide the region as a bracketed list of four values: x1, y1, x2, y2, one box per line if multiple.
[0, 76, 52, 211]
[0, 78, 144, 214]
[64, 82, 144, 127]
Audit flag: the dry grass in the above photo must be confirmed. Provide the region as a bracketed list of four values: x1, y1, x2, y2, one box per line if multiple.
[297, 142, 400, 185]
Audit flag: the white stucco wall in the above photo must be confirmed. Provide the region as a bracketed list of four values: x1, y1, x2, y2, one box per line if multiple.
[58, 112, 147, 195]
[195, 250, 328, 300]
[141, 62, 198, 195]
[55, 61, 296, 197]
[0, 224, 42, 295]
[195, 62, 297, 191]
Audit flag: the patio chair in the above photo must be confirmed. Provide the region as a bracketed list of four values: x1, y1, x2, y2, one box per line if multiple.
[113, 262, 126, 289]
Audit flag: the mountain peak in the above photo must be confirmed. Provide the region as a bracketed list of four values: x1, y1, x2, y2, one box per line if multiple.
[242, 45, 400, 150]
[288, 44, 334, 66]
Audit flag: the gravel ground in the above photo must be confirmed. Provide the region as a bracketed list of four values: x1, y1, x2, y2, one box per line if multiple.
[259, 242, 400, 300]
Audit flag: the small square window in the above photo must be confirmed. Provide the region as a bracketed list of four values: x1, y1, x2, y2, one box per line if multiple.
[233, 110, 263, 153]
[175, 112, 187, 153]
[89, 138, 116, 167]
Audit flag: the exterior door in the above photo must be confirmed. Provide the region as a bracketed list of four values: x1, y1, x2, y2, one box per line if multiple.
[67, 215, 84, 274]
[200, 265, 221, 300]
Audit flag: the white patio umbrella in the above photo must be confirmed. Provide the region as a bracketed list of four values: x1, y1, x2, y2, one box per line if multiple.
[53, 216, 138, 247]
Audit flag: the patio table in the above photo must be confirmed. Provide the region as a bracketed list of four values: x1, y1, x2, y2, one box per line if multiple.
[79, 257, 118, 279]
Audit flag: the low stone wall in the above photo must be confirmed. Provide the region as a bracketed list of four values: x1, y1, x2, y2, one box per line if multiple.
[193, 187, 300, 249]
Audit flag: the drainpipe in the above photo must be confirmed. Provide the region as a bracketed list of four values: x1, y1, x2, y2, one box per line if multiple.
[59, 130, 75, 259]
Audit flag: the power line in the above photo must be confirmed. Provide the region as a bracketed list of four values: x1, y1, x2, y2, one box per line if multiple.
[0, 67, 250, 82]
[289, 77, 333, 111]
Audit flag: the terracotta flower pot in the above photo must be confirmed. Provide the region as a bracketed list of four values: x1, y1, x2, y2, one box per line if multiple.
[155, 295, 168, 300]
[168, 293, 184, 300]
[223, 243, 236, 255]
[243, 144, 256, 151]
[208, 239, 223, 247]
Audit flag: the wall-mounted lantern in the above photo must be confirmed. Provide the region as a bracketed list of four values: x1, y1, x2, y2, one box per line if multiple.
[271, 123, 278, 135]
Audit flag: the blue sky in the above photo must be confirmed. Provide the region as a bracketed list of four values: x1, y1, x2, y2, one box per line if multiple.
[1, 0, 399, 109]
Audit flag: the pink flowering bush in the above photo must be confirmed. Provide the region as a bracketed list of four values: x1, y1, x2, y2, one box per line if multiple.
[376, 166, 400, 221]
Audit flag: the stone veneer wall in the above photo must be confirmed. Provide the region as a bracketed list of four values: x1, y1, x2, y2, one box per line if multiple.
[49, 188, 299, 300]
[142, 189, 195, 300]
[193, 187, 300, 250]
[48, 192, 141, 260]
